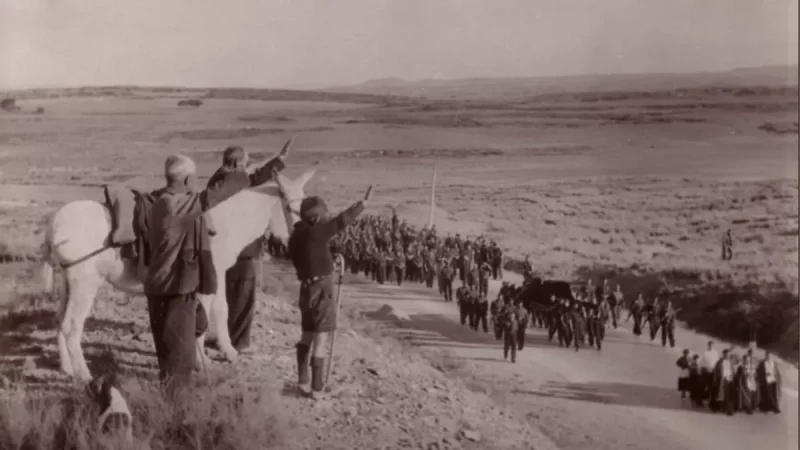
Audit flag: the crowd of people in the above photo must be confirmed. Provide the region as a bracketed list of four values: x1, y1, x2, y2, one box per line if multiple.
[267, 210, 784, 411]
[267, 211, 664, 361]
[267, 212, 684, 357]
[104, 141, 782, 412]
[676, 341, 782, 415]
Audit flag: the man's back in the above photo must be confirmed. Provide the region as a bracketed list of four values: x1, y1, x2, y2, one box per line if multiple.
[146, 190, 205, 295]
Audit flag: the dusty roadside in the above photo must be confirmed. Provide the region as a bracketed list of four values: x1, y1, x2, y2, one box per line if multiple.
[0, 262, 558, 450]
[329, 266, 797, 450]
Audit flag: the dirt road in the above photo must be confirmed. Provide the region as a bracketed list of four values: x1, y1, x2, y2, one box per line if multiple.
[313, 267, 798, 450]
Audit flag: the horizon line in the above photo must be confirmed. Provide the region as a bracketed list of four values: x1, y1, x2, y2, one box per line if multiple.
[1, 63, 796, 93]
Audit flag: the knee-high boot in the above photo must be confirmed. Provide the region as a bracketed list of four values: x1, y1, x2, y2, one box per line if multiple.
[295, 343, 310, 386]
[311, 357, 326, 392]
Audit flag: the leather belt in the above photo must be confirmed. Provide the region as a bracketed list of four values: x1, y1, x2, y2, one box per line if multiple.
[300, 274, 331, 286]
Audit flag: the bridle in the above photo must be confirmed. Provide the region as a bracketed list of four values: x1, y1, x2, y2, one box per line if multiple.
[273, 175, 303, 228]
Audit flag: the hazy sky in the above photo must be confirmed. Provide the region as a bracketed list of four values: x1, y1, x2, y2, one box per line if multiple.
[1, 0, 797, 89]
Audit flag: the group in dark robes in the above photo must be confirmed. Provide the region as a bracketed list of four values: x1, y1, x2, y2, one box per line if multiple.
[677, 347, 782, 415]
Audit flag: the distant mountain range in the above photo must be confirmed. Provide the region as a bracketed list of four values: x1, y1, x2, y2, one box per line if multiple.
[326, 65, 799, 100]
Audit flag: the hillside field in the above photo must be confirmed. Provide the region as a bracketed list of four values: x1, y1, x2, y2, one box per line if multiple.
[0, 73, 796, 447]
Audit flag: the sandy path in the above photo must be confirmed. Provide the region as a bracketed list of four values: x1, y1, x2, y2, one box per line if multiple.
[306, 267, 799, 450]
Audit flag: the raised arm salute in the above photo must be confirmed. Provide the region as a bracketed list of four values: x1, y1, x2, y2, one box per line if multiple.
[288, 184, 373, 398]
[143, 140, 290, 405]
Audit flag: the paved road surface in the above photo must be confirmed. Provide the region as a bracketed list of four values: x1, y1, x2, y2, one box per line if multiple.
[288, 266, 799, 450]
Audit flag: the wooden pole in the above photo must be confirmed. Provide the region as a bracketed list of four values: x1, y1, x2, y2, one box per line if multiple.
[428, 165, 437, 228]
[325, 254, 346, 387]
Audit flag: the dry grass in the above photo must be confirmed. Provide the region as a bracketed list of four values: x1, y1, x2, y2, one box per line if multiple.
[0, 376, 285, 450]
[0, 81, 796, 446]
[0, 263, 554, 449]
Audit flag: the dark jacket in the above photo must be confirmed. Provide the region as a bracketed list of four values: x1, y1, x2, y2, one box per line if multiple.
[145, 157, 284, 296]
[206, 158, 286, 259]
[289, 201, 365, 281]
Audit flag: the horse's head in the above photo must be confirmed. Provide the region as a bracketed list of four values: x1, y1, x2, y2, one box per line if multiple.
[268, 167, 317, 247]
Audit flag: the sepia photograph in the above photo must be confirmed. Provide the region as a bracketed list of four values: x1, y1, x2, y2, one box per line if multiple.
[0, 1, 797, 449]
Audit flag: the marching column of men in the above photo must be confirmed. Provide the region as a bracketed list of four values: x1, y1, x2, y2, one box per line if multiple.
[268, 212, 785, 416]
[267, 214, 678, 361]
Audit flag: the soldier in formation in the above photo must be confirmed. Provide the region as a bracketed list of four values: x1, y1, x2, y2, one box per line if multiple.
[500, 299, 519, 363]
[269, 214, 504, 305]
[265, 210, 708, 370]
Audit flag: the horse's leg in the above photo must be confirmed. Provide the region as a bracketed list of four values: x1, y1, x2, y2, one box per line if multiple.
[55, 269, 74, 376]
[60, 264, 102, 381]
[196, 294, 213, 370]
[210, 279, 238, 362]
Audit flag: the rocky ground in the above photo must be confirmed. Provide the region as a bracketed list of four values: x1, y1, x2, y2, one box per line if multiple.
[0, 262, 557, 450]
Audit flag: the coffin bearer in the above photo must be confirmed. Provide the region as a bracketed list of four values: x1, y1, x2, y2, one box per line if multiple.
[206, 143, 290, 353]
[144, 147, 288, 406]
[289, 185, 372, 397]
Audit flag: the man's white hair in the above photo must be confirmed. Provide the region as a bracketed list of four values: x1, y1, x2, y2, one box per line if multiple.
[164, 154, 197, 182]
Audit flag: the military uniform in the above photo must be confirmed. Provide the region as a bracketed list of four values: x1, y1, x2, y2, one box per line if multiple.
[478, 261, 492, 297]
[424, 251, 437, 288]
[568, 305, 585, 351]
[412, 251, 424, 283]
[490, 298, 503, 340]
[457, 286, 472, 326]
[646, 303, 661, 341]
[546, 301, 561, 344]
[439, 261, 455, 302]
[466, 288, 479, 330]
[515, 303, 529, 351]
[607, 290, 619, 329]
[465, 262, 477, 290]
[375, 250, 386, 284]
[474, 294, 489, 333]
[501, 305, 518, 363]
[586, 306, 602, 350]
[660, 303, 676, 348]
[490, 244, 503, 280]
[360, 247, 372, 278]
[628, 296, 644, 336]
[393, 250, 406, 286]
[289, 196, 366, 395]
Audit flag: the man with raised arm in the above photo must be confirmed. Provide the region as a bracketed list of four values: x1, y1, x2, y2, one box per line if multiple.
[289, 185, 373, 398]
[144, 144, 289, 406]
[206, 142, 291, 353]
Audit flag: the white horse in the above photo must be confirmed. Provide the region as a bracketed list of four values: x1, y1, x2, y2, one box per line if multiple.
[41, 164, 312, 381]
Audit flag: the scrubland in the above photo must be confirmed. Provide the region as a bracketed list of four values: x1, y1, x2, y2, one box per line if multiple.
[0, 75, 796, 448]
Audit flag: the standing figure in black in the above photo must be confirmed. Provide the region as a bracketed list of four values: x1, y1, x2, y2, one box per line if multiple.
[628, 293, 645, 336]
[474, 293, 490, 333]
[501, 304, 518, 363]
[515, 301, 530, 351]
[660, 300, 677, 348]
[457, 286, 471, 326]
[490, 295, 503, 340]
[569, 303, 586, 352]
[289, 186, 372, 397]
[439, 258, 455, 302]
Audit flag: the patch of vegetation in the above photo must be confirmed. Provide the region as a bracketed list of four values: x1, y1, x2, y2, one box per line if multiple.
[0, 376, 285, 450]
[237, 114, 294, 123]
[0, 98, 19, 112]
[759, 121, 799, 135]
[177, 99, 203, 108]
[344, 113, 484, 128]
